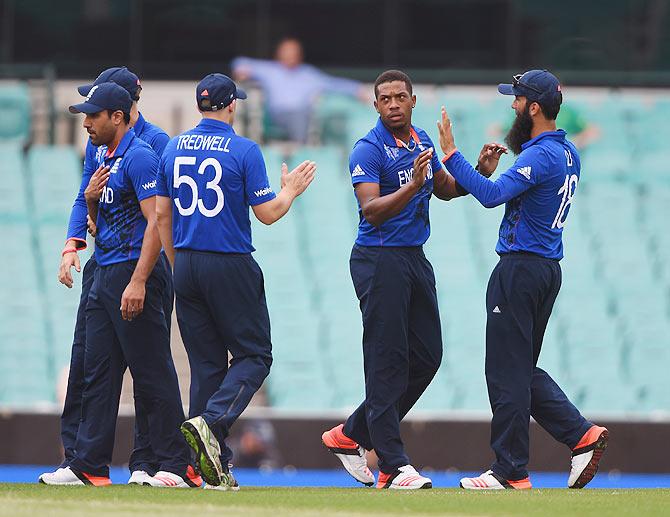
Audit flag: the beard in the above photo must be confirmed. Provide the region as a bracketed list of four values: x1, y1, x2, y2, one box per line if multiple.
[505, 104, 533, 155]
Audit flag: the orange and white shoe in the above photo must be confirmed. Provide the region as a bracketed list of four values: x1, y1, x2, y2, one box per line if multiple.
[185, 465, 203, 488]
[377, 465, 432, 490]
[568, 425, 609, 489]
[322, 424, 374, 486]
[144, 466, 202, 488]
[39, 466, 111, 486]
[460, 470, 531, 490]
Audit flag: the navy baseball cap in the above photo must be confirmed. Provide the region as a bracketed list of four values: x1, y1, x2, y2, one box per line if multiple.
[498, 69, 562, 105]
[69, 82, 133, 115]
[196, 73, 247, 112]
[78, 66, 141, 101]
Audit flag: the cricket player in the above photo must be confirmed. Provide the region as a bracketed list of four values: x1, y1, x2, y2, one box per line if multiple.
[321, 70, 492, 489]
[41, 82, 195, 487]
[155, 73, 316, 489]
[47, 67, 179, 486]
[437, 69, 608, 489]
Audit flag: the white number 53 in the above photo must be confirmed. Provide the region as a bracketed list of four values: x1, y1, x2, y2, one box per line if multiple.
[173, 156, 224, 217]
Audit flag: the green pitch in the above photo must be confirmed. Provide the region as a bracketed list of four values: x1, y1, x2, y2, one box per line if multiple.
[0, 484, 667, 517]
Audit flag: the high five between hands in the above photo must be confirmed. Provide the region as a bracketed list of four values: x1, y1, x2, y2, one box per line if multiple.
[437, 106, 507, 177]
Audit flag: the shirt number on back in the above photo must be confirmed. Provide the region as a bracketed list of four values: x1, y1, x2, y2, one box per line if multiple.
[173, 157, 225, 217]
[552, 174, 578, 229]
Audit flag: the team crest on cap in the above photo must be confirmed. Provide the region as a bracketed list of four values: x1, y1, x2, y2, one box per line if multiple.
[85, 84, 100, 102]
[201, 89, 209, 96]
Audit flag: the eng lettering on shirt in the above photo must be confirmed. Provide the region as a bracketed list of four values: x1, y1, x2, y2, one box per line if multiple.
[176, 134, 232, 152]
[397, 162, 434, 186]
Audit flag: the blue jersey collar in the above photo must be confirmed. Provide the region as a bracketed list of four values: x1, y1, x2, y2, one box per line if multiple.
[196, 118, 236, 134]
[521, 129, 566, 151]
[133, 112, 146, 137]
[106, 127, 136, 159]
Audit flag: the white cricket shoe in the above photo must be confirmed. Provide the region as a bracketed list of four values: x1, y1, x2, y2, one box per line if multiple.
[460, 470, 531, 490]
[322, 424, 374, 486]
[377, 465, 432, 490]
[144, 465, 203, 488]
[568, 425, 609, 488]
[39, 466, 111, 486]
[180, 416, 223, 487]
[127, 470, 152, 485]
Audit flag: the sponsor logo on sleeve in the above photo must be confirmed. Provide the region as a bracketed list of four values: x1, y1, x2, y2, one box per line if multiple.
[351, 164, 365, 177]
[516, 166, 532, 180]
[254, 186, 273, 197]
[142, 179, 156, 190]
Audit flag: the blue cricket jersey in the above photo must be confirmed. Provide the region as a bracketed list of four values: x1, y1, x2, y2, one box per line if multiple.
[92, 128, 159, 266]
[156, 119, 276, 254]
[349, 118, 442, 247]
[66, 112, 169, 246]
[444, 130, 580, 260]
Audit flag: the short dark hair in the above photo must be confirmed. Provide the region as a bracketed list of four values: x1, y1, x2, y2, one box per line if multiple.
[106, 109, 131, 124]
[536, 93, 562, 120]
[374, 70, 413, 98]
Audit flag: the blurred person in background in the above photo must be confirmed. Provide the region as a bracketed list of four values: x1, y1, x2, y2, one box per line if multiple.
[228, 388, 280, 470]
[438, 69, 609, 490]
[232, 37, 367, 143]
[49, 66, 178, 487]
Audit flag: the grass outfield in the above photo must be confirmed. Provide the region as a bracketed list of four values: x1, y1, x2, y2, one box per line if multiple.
[0, 485, 668, 517]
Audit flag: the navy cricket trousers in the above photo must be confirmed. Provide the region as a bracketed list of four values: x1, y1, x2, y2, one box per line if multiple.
[60, 253, 174, 474]
[173, 250, 273, 465]
[343, 245, 442, 474]
[70, 259, 187, 478]
[485, 253, 592, 481]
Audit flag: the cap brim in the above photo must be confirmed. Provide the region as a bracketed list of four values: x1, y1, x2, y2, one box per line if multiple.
[497, 83, 517, 96]
[69, 102, 105, 114]
[77, 83, 94, 96]
[235, 87, 247, 100]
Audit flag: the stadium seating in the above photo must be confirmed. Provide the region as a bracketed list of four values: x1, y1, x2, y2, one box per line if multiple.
[0, 83, 31, 143]
[0, 89, 668, 415]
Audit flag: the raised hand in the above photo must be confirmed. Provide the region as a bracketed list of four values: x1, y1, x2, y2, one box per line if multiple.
[412, 148, 433, 189]
[477, 143, 508, 177]
[84, 164, 110, 203]
[437, 107, 457, 156]
[283, 160, 317, 197]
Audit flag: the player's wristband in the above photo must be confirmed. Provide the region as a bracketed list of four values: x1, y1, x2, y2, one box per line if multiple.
[61, 248, 78, 257]
[441, 148, 458, 163]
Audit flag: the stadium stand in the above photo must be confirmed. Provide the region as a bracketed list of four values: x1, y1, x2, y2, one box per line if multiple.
[0, 87, 668, 415]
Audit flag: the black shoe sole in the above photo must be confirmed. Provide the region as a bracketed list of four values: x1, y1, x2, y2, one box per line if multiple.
[570, 429, 609, 489]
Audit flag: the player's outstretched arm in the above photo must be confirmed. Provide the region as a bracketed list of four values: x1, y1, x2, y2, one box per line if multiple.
[252, 160, 316, 225]
[156, 195, 175, 266]
[120, 196, 162, 321]
[356, 148, 432, 227]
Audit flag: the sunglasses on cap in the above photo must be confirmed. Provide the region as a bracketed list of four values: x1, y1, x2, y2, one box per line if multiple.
[512, 74, 543, 95]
